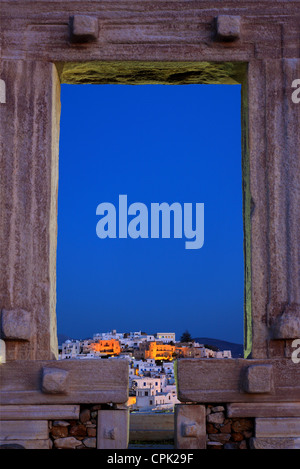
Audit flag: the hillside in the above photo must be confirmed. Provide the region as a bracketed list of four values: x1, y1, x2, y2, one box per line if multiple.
[193, 337, 243, 358]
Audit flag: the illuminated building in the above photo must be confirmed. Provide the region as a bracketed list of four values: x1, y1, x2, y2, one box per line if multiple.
[90, 339, 121, 356]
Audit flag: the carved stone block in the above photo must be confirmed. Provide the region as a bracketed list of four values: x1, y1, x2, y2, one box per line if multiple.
[271, 305, 300, 339]
[250, 437, 300, 450]
[174, 404, 206, 449]
[1, 309, 32, 341]
[216, 15, 241, 41]
[243, 365, 273, 394]
[97, 409, 129, 449]
[0, 420, 49, 440]
[41, 367, 69, 394]
[69, 15, 99, 43]
[255, 418, 300, 438]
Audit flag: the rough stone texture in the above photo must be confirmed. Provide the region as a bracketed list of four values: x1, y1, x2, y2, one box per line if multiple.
[208, 433, 231, 444]
[227, 403, 300, 418]
[231, 419, 254, 433]
[82, 437, 96, 448]
[211, 406, 225, 413]
[1, 310, 32, 341]
[207, 412, 225, 425]
[206, 404, 254, 450]
[0, 405, 79, 421]
[0, 439, 52, 449]
[0, 420, 49, 440]
[250, 437, 300, 450]
[271, 306, 300, 339]
[42, 367, 69, 395]
[69, 15, 99, 43]
[87, 427, 96, 437]
[243, 57, 300, 359]
[53, 437, 82, 449]
[216, 15, 241, 41]
[224, 442, 240, 450]
[50, 425, 69, 439]
[176, 359, 300, 403]
[0, 59, 60, 361]
[1, 360, 129, 404]
[175, 404, 206, 449]
[207, 441, 223, 450]
[231, 432, 244, 442]
[69, 424, 87, 438]
[98, 409, 129, 449]
[220, 422, 231, 434]
[49, 405, 98, 449]
[53, 420, 71, 427]
[59, 61, 243, 85]
[243, 364, 273, 394]
[255, 418, 300, 438]
[79, 408, 91, 424]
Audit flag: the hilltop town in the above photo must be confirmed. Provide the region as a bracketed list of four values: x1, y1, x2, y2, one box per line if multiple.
[59, 330, 232, 413]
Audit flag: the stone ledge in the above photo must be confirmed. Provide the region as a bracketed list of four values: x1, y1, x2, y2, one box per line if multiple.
[255, 418, 300, 438]
[250, 437, 300, 450]
[0, 439, 52, 449]
[0, 405, 80, 421]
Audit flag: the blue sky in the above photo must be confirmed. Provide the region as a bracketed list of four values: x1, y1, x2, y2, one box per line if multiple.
[57, 83, 244, 344]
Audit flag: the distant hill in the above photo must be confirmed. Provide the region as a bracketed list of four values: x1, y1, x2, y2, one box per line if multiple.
[193, 337, 243, 358]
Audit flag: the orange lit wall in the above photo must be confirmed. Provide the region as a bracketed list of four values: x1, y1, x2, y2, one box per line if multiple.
[90, 339, 121, 356]
[144, 342, 175, 360]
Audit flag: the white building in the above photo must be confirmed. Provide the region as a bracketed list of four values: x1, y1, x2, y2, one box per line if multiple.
[93, 330, 124, 342]
[133, 384, 179, 411]
[154, 389, 180, 410]
[60, 340, 80, 359]
[136, 359, 163, 375]
[76, 352, 97, 359]
[131, 374, 180, 411]
[132, 375, 167, 395]
[215, 350, 232, 359]
[156, 332, 176, 343]
[120, 332, 156, 350]
[163, 362, 175, 374]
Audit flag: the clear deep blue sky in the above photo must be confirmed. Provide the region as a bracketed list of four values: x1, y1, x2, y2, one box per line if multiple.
[57, 83, 244, 344]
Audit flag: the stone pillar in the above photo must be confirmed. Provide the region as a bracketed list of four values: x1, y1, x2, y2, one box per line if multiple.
[0, 60, 61, 360]
[246, 58, 300, 359]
